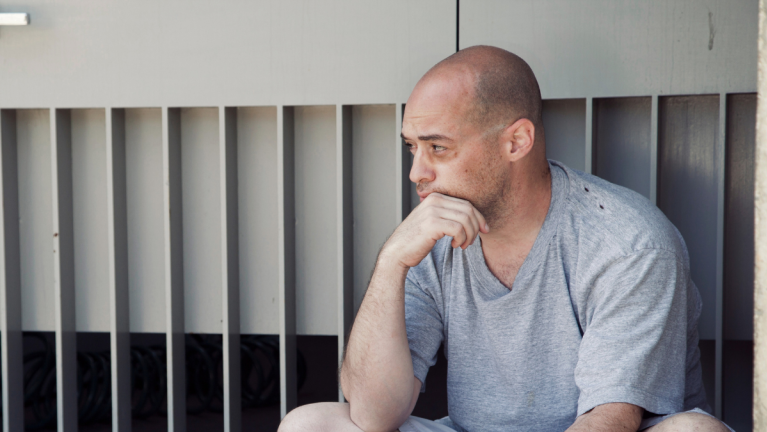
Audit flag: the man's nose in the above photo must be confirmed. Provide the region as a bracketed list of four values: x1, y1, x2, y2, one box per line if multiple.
[409, 149, 436, 185]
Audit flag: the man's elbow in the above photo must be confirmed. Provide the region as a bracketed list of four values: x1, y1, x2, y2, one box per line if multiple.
[348, 398, 411, 432]
[343, 378, 414, 432]
[339, 364, 415, 431]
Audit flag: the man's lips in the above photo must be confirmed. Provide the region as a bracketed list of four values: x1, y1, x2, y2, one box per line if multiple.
[417, 186, 449, 202]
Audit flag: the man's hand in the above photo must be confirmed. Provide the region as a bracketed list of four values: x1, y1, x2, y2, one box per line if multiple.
[566, 403, 643, 432]
[382, 193, 490, 269]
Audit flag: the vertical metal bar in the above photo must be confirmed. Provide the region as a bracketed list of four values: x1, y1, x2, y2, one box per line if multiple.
[336, 104, 344, 402]
[394, 103, 410, 223]
[650, 95, 659, 206]
[336, 104, 343, 403]
[0, 110, 23, 432]
[278, 106, 297, 418]
[714, 93, 727, 419]
[396, 103, 405, 222]
[106, 108, 131, 432]
[220, 106, 241, 432]
[336, 105, 353, 402]
[585, 97, 594, 174]
[51, 108, 77, 431]
[162, 107, 186, 432]
[755, 1, 767, 426]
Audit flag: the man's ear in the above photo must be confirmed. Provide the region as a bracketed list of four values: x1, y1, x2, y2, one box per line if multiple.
[501, 118, 536, 162]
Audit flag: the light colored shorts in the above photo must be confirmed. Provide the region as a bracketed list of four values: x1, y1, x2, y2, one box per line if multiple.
[399, 408, 735, 432]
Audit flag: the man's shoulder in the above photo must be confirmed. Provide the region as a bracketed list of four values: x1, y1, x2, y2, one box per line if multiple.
[554, 162, 688, 263]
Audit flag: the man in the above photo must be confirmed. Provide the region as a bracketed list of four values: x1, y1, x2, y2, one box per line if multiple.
[279, 46, 731, 431]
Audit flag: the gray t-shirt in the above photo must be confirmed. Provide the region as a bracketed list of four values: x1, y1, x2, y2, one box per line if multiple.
[404, 161, 708, 432]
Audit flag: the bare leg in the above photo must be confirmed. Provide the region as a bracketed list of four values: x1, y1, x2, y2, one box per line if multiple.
[279, 402, 401, 432]
[644, 412, 730, 432]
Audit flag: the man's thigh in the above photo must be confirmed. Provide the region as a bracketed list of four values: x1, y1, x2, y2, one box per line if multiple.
[278, 402, 423, 432]
[642, 408, 733, 432]
[278, 403, 451, 432]
[399, 416, 457, 432]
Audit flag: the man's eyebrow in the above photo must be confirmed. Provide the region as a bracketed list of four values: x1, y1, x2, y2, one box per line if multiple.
[400, 132, 454, 142]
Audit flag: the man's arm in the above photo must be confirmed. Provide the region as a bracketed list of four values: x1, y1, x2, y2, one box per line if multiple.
[566, 403, 643, 432]
[339, 193, 487, 432]
[340, 259, 419, 432]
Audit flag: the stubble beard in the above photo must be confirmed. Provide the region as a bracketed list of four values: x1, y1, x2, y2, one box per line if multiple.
[471, 167, 514, 230]
[416, 158, 514, 230]
[471, 136, 516, 229]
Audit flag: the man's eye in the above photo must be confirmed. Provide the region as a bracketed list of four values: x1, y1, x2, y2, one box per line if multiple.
[433, 145, 446, 152]
[405, 142, 416, 152]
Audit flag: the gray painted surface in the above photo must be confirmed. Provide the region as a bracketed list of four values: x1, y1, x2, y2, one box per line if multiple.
[180, 108, 222, 334]
[594, 97, 652, 199]
[585, 98, 594, 174]
[237, 107, 279, 335]
[724, 94, 756, 341]
[542, 99, 586, 172]
[294, 106, 337, 336]
[0, 1, 455, 108]
[407, 152, 420, 215]
[755, 3, 767, 428]
[52, 109, 77, 432]
[220, 106, 241, 432]
[352, 105, 398, 314]
[337, 104, 354, 402]
[460, 0, 757, 98]
[658, 95, 720, 341]
[0, 110, 24, 432]
[163, 107, 186, 431]
[71, 109, 109, 332]
[278, 106, 298, 416]
[715, 94, 726, 418]
[106, 108, 131, 432]
[650, 96, 660, 205]
[125, 109, 165, 333]
[17, 110, 54, 331]
[397, 104, 409, 222]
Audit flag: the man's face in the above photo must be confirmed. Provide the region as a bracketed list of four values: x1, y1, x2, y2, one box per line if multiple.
[401, 71, 511, 221]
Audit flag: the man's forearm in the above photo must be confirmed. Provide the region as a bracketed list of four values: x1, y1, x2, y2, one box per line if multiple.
[340, 256, 416, 432]
[339, 193, 486, 431]
[566, 403, 643, 432]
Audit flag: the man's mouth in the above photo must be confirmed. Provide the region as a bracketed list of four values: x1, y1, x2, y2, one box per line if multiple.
[416, 183, 432, 202]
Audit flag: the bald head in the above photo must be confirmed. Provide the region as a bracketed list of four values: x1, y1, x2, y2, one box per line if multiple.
[420, 46, 543, 134]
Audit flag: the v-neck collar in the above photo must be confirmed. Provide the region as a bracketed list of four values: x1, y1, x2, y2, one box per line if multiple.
[466, 161, 569, 300]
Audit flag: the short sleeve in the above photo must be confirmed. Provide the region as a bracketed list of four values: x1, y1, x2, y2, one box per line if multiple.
[575, 249, 688, 416]
[405, 270, 444, 393]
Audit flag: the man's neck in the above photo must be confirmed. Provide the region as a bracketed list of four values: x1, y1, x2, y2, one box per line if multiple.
[479, 162, 552, 288]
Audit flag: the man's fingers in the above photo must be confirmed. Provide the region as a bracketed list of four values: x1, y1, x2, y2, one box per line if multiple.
[429, 195, 481, 234]
[428, 193, 489, 234]
[451, 209, 478, 248]
[432, 209, 477, 250]
[473, 207, 489, 233]
[439, 219, 468, 248]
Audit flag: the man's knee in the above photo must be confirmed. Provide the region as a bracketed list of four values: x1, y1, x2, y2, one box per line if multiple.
[653, 412, 729, 432]
[278, 402, 353, 432]
[278, 403, 326, 432]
